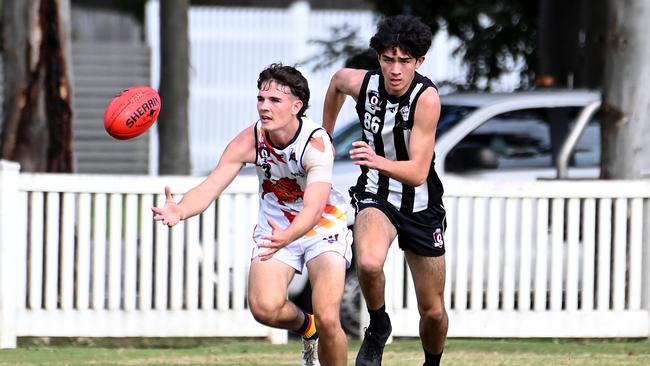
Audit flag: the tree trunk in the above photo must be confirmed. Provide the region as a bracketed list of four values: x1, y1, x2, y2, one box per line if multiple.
[1, 0, 74, 173]
[601, 0, 650, 179]
[158, 0, 191, 175]
[537, 0, 606, 89]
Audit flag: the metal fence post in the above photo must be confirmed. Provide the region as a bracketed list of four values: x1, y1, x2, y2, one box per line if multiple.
[0, 160, 20, 348]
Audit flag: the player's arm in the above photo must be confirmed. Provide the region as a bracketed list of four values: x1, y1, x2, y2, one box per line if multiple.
[258, 131, 334, 259]
[152, 125, 256, 227]
[322, 68, 366, 135]
[350, 87, 440, 186]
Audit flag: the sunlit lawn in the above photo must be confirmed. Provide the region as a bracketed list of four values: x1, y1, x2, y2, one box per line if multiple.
[0, 337, 648, 365]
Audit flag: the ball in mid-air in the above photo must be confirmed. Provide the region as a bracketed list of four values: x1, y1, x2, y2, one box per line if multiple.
[104, 86, 161, 140]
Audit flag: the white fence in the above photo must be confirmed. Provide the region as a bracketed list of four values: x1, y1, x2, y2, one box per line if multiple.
[1, 161, 649, 349]
[0, 160, 285, 348]
[389, 178, 650, 338]
[145, 1, 523, 176]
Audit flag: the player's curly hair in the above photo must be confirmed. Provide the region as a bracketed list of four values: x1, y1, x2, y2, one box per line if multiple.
[369, 15, 432, 59]
[257, 63, 310, 117]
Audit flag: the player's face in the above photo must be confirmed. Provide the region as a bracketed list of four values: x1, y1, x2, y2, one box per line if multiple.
[378, 47, 424, 97]
[257, 80, 302, 132]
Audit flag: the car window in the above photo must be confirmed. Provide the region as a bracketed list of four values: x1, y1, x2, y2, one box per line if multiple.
[437, 105, 475, 136]
[332, 122, 362, 161]
[445, 107, 601, 172]
[332, 105, 475, 161]
[471, 109, 555, 169]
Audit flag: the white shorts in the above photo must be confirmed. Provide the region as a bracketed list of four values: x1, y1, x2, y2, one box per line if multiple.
[252, 224, 353, 274]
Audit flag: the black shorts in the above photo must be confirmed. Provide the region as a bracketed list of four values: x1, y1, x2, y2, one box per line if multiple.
[350, 191, 447, 257]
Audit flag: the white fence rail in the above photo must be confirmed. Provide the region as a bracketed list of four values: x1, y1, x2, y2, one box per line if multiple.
[1, 161, 649, 348]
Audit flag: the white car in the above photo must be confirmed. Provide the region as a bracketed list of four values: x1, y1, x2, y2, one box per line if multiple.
[327, 89, 603, 335]
[332, 89, 601, 193]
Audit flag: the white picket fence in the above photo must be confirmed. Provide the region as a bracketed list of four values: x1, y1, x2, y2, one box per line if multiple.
[388, 178, 650, 338]
[1, 160, 649, 349]
[0, 160, 285, 348]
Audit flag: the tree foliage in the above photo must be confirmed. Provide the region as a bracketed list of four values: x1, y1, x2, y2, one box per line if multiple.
[366, 0, 538, 90]
[306, 0, 538, 90]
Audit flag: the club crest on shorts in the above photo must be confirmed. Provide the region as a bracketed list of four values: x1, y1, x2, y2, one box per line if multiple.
[433, 228, 444, 248]
[359, 197, 377, 204]
[322, 233, 339, 244]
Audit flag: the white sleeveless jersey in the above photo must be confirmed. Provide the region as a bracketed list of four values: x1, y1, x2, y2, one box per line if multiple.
[253, 117, 348, 239]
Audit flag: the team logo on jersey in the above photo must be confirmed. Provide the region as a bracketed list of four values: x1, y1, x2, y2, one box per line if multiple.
[285, 149, 305, 178]
[258, 141, 270, 159]
[258, 132, 286, 164]
[257, 141, 273, 179]
[261, 177, 304, 203]
[399, 105, 410, 122]
[367, 90, 382, 112]
[433, 228, 444, 248]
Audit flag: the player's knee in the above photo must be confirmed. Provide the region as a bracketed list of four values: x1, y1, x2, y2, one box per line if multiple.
[314, 312, 342, 337]
[249, 299, 281, 326]
[355, 255, 384, 276]
[421, 305, 447, 325]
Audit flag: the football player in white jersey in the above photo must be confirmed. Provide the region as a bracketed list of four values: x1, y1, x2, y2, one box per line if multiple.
[153, 63, 351, 366]
[323, 15, 448, 366]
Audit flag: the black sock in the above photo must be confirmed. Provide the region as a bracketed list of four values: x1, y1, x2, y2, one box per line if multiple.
[368, 304, 389, 332]
[423, 349, 442, 366]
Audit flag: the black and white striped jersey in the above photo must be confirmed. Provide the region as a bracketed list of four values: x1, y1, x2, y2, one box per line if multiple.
[353, 69, 444, 213]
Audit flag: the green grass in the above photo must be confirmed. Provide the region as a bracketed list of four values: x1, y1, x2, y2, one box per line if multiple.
[0, 337, 648, 365]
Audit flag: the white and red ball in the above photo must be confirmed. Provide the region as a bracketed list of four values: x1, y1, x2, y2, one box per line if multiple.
[104, 86, 161, 140]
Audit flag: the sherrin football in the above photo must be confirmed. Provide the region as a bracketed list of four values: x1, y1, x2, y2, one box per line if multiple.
[104, 86, 161, 140]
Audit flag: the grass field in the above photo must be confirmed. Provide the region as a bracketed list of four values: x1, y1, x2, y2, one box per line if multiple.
[0, 337, 649, 365]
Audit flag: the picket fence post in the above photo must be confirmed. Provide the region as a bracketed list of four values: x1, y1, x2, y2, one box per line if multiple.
[643, 199, 650, 338]
[0, 160, 20, 348]
[289, 1, 310, 63]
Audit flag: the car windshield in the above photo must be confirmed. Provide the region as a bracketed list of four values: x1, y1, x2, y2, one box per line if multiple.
[332, 105, 476, 160]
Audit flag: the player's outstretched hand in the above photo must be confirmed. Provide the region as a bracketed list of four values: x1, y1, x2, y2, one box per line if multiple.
[151, 186, 182, 227]
[258, 219, 291, 261]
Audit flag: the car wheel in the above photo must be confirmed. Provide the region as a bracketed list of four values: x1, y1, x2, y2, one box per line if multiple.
[340, 270, 361, 337]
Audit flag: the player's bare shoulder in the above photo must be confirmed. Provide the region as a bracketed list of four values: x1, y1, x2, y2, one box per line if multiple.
[419, 86, 441, 111]
[332, 68, 368, 99]
[224, 124, 257, 165]
[413, 86, 441, 129]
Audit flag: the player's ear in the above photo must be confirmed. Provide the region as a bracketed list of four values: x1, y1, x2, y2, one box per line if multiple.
[292, 98, 303, 115]
[415, 55, 425, 69]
